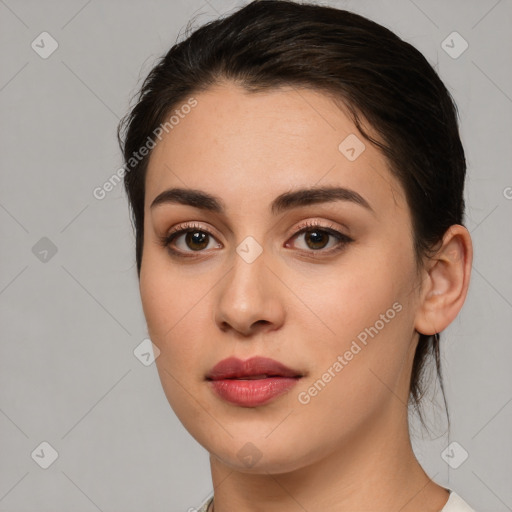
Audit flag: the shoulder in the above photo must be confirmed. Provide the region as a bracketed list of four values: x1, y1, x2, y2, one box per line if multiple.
[440, 490, 478, 512]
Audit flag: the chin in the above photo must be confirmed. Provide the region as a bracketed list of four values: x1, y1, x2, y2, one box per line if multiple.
[201, 430, 316, 475]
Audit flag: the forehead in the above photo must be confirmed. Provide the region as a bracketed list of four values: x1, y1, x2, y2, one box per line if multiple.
[144, 82, 405, 215]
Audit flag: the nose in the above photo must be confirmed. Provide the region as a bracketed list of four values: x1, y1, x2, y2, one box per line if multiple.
[214, 248, 286, 337]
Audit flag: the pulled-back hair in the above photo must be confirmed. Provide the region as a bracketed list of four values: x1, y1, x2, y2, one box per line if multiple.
[118, 0, 467, 431]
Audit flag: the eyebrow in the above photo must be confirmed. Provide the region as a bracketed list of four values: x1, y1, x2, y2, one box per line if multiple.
[150, 186, 374, 215]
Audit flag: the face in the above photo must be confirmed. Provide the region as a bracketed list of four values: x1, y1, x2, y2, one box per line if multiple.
[140, 82, 423, 474]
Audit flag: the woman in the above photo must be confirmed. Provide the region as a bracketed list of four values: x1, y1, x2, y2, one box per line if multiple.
[118, 1, 476, 510]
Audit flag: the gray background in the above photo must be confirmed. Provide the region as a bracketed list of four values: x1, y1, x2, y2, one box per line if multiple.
[0, 0, 511, 510]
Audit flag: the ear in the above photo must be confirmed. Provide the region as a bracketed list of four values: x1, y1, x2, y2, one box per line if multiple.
[415, 225, 473, 336]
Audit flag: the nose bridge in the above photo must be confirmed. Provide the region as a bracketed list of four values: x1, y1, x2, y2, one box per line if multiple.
[224, 242, 268, 312]
[215, 238, 284, 335]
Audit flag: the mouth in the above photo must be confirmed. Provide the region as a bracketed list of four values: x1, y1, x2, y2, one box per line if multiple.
[206, 356, 304, 407]
[225, 374, 283, 380]
[206, 356, 303, 381]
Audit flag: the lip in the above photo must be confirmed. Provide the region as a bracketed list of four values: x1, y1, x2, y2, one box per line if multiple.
[206, 356, 303, 407]
[207, 356, 302, 380]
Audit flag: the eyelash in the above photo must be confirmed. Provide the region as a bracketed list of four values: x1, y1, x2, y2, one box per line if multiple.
[158, 220, 353, 259]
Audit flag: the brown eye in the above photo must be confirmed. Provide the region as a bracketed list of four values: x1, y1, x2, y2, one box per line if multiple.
[287, 222, 353, 255]
[160, 223, 222, 257]
[184, 230, 210, 250]
[303, 229, 330, 250]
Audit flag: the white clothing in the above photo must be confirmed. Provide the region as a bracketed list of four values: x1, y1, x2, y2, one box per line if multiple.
[441, 489, 477, 512]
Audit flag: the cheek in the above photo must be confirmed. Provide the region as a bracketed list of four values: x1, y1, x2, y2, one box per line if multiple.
[139, 256, 210, 421]
[139, 254, 182, 359]
[140, 242, 194, 337]
[300, 250, 410, 343]
[295, 244, 418, 393]
[139, 249, 216, 373]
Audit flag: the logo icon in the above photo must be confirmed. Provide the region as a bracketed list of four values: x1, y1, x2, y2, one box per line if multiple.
[237, 442, 263, 468]
[32, 237, 58, 263]
[134, 338, 161, 366]
[339, 134, 366, 161]
[31, 32, 59, 59]
[441, 32, 468, 59]
[236, 236, 263, 264]
[31, 441, 59, 469]
[441, 441, 469, 469]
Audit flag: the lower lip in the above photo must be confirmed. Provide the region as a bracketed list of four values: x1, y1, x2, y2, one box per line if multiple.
[208, 377, 300, 407]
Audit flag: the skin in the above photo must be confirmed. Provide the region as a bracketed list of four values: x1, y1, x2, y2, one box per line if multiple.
[139, 82, 472, 512]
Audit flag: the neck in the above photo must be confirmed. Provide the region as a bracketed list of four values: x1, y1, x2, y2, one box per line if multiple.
[207, 404, 449, 512]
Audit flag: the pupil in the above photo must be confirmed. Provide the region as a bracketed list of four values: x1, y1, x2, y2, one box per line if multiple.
[306, 230, 328, 249]
[186, 231, 209, 250]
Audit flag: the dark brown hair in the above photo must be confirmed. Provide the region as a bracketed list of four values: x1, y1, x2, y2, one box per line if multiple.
[118, 0, 467, 431]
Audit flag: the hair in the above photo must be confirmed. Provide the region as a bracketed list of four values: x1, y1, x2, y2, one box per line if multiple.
[118, 0, 467, 432]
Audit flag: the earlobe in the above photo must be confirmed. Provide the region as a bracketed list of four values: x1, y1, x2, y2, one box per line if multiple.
[415, 225, 473, 336]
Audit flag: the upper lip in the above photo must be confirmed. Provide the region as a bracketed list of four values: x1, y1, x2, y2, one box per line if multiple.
[206, 356, 303, 380]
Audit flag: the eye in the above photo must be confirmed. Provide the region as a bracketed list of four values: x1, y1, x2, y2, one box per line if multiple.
[159, 220, 353, 259]
[286, 220, 353, 254]
[159, 222, 222, 257]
